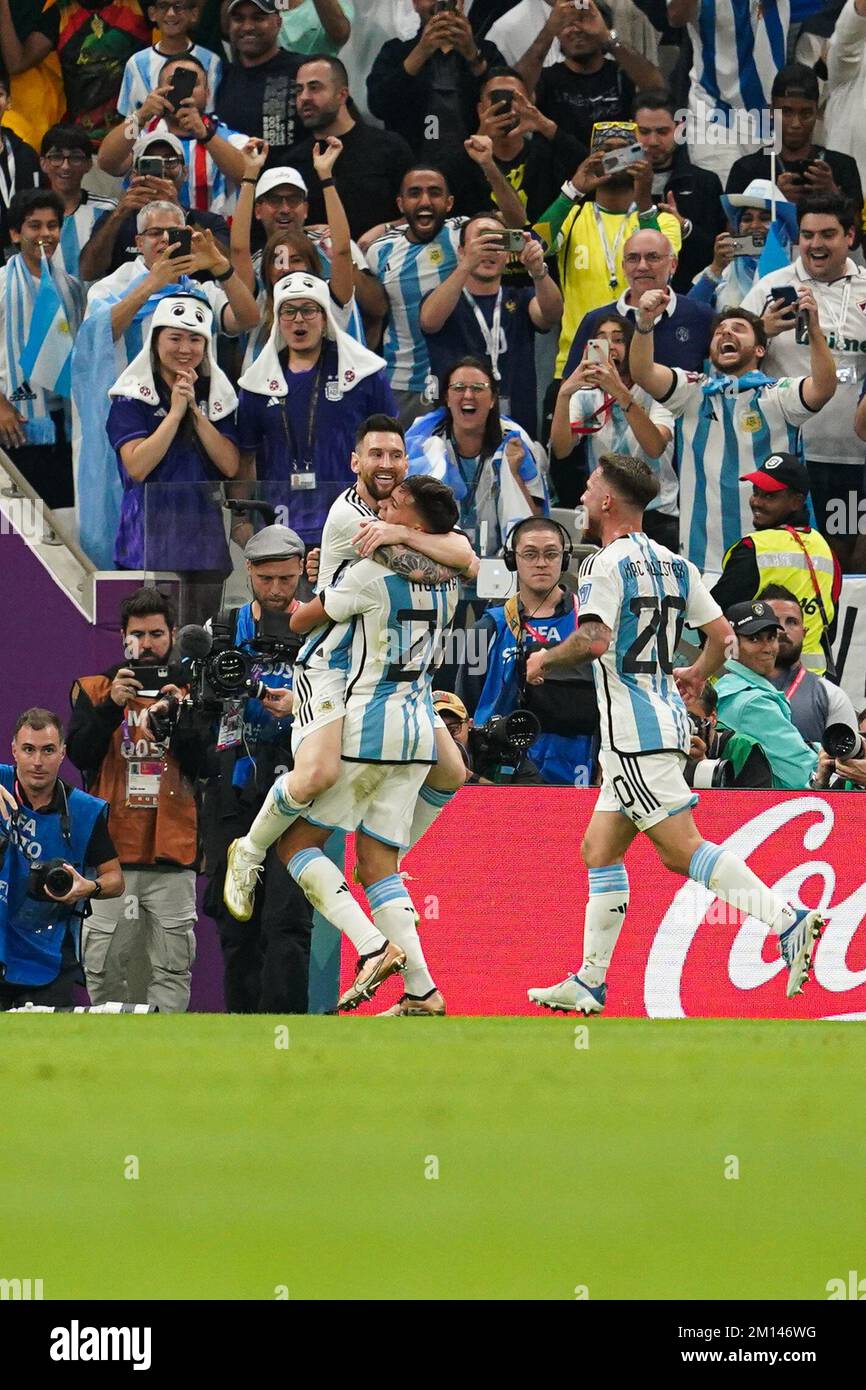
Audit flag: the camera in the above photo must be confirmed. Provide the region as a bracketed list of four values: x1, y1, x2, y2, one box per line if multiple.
[468, 709, 540, 776]
[687, 714, 734, 788]
[150, 617, 303, 738]
[821, 723, 864, 760]
[28, 858, 74, 901]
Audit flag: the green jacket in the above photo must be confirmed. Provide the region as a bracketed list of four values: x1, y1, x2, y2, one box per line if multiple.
[714, 661, 818, 790]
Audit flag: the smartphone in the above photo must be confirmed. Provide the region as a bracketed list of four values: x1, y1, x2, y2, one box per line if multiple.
[489, 88, 514, 113]
[168, 66, 198, 112]
[136, 156, 165, 179]
[585, 338, 610, 365]
[600, 141, 644, 175]
[783, 160, 810, 183]
[167, 226, 192, 258]
[729, 234, 766, 256]
[127, 662, 185, 697]
[432, 0, 456, 11]
[492, 230, 525, 254]
[766, 284, 798, 311]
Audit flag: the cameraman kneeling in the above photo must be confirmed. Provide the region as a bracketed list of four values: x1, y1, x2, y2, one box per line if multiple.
[199, 525, 314, 1013]
[0, 710, 123, 1011]
[684, 684, 773, 790]
[457, 518, 599, 785]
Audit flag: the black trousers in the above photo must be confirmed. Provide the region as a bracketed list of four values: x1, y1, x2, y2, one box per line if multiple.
[205, 814, 313, 1014]
[0, 932, 81, 1011]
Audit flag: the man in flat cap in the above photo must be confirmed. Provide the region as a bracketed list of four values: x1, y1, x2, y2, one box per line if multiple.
[200, 523, 315, 1012]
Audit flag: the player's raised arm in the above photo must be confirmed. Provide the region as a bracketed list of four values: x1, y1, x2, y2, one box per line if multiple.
[289, 596, 328, 634]
[629, 289, 677, 402]
[353, 518, 478, 577]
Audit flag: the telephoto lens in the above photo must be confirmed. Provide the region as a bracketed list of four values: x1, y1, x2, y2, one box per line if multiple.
[44, 863, 74, 897]
[821, 723, 862, 761]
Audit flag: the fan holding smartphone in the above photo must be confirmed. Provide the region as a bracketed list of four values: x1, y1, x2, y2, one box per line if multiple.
[97, 56, 248, 217]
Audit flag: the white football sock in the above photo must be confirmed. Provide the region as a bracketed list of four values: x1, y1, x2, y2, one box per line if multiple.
[689, 843, 797, 935]
[288, 849, 384, 956]
[579, 865, 630, 988]
[367, 874, 434, 996]
[243, 776, 311, 856]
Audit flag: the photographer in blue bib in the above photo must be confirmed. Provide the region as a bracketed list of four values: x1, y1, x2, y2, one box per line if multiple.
[457, 516, 599, 784]
[0, 709, 123, 1012]
[194, 523, 315, 1013]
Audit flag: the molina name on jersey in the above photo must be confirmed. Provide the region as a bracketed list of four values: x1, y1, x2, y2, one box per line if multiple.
[321, 558, 459, 764]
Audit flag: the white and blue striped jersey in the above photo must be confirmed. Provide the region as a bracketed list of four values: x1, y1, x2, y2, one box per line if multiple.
[688, 0, 788, 118]
[577, 535, 721, 756]
[660, 367, 815, 572]
[117, 44, 223, 116]
[296, 486, 378, 682]
[53, 192, 117, 281]
[320, 557, 459, 763]
[365, 218, 465, 392]
[571, 385, 678, 515]
[140, 118, 248, 216]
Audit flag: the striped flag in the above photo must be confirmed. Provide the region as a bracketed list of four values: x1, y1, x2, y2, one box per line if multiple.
[19, 247, 75, 399]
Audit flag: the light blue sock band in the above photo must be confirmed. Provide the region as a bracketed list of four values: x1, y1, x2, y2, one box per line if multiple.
[689, 841, 724, 887]
[366, 874, 408, 912]
[588, 865, 629, 896]
[288, 848, 324, 882]
[418, 785, 455, 808]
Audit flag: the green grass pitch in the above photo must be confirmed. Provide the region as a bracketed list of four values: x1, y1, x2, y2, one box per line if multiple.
[1, 1016, 863, 1301]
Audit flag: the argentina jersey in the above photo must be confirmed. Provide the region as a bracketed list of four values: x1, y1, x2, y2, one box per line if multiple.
[661, 368, 815, 572]
[689, 0, 788, 117]
[577, 535, 721, 755]
[322, 558, 459, 763]
[297, 486, 378, 678]
[365, 220, 463, 392]
[54, 194, 117, 281]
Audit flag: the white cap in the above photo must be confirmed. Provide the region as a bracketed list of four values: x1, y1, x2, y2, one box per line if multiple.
[132, 130, 186, 164]
[724, 178, 792, 209]
[255, 166, 308, 200]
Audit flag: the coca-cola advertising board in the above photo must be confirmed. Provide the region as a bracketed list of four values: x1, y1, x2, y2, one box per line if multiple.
[343, 788, 866, 1018]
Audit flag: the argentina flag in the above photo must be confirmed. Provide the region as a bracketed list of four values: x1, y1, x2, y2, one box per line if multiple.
[19, 249, 75, 399]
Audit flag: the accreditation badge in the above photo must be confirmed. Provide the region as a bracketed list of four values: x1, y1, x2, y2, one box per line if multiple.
[291, 471, 317, 489]
[127, 760, 163, 809]
[216, 699, 244, 751]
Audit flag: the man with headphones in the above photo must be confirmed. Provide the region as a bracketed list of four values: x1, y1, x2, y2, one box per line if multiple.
[457, 516, 599, 784]
[0, 709, 124, 1011]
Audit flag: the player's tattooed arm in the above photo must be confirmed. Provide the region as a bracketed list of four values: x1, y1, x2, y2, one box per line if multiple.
[526, 620, 612, 682]
[375, 545, 460, 584]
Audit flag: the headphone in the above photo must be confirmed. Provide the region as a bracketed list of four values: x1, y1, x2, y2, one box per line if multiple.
[503, 517, 574, 574]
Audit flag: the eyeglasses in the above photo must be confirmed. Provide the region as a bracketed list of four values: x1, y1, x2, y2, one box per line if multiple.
[448, 382, 490, 395]
[261, 191, 306, 207]
[44, 150, 90, 166]
[139, 226, 184, 238]
[622, 252, 669, 266]
[278, 303, 322, 321]
[152, 2, 196, 11]
[515, 548, 564, 563]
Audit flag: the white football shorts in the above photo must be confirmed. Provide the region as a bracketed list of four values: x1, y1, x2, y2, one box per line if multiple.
[596, 749, 698, 831]
[304, 760, 429, 848]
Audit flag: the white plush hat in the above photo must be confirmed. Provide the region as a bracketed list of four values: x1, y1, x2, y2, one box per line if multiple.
[108, 294, 238, 420]
[237, 271, 386, 399]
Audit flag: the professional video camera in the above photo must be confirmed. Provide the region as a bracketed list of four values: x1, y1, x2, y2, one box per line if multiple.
[467, 709, 540, 780]
[150, 614, 303, 740]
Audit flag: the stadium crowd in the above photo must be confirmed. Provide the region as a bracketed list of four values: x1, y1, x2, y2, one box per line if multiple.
[3, 0, 866, 1014]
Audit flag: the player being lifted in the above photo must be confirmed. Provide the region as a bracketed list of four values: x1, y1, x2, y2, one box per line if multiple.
[270, 475, 461, 1012]
[526, 453, 825, 1015]
[223, 418, 475, 1009]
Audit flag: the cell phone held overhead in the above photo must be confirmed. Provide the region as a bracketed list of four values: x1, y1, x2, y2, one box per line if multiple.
[600, 142, 644, 176]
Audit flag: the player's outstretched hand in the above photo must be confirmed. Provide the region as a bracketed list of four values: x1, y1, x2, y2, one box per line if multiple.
[526, 650, 546, 684]
[674, 664, 704, 703]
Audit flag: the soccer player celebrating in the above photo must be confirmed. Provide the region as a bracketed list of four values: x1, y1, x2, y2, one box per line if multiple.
[223, 416, 474, 971]
[272, 475, 462, 1013]
[525, 453, 825, 1015]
